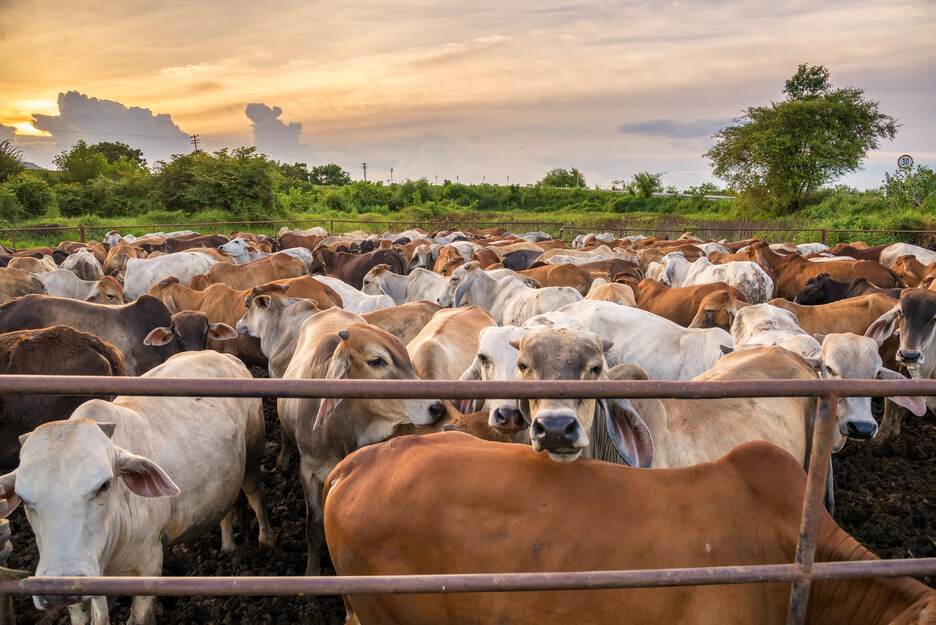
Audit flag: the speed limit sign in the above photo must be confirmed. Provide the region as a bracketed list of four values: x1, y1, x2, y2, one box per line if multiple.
[898, 154, 914, 169]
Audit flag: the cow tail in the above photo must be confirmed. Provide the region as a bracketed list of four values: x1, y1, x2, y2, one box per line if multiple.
[91, 336, 128, 377]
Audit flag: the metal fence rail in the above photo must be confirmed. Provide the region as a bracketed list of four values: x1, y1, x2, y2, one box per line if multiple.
[1, 376, 934, 625]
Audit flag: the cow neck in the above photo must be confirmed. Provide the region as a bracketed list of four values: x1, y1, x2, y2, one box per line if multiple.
[805, 518, 935, 624]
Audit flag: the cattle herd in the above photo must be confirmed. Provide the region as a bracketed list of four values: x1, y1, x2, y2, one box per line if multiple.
[0, 225, 935, 624]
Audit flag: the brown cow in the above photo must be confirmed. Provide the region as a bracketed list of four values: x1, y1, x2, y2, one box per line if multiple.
[407, 307, 496, 380]
[584, 281, 637, 306]
[103, 243, 145, 275]
[0, 267, 46, 304]
[518, 264, 593, 296]
[746, 243, 902, 299]
[637, 279, 747, 327]
[312, 248, 407, 289]
[149, 275, 342, 366]
[567, 259, 643, 281]
[189, 253, 305, 290]
[469, 247, 501, 269]
[433, 246, 465, 274]
[892, 255, 936, 288]
[688, 289, 750, 331]
[0, 326, 126, 469]
[361, 301, 443, 345]
[324, 436, 936, 625]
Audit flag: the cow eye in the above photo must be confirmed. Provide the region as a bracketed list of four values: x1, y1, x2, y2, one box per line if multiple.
[477, 354, 489, 365]
[367, 357, 386, 368]
[96, 480, 111, 496]
[590, 365, 602, 376]
[517, 362, 529, 373]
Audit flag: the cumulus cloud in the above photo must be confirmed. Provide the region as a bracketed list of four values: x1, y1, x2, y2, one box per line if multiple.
[617, 118, 733, 139]
[0, 124, 15, 142]
[245, 103, 314, 163]
[24, 91, 190, 167]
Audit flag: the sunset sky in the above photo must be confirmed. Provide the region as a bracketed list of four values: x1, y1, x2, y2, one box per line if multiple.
[1, 0, 933, 190]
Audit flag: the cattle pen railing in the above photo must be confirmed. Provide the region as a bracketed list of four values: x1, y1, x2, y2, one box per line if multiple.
[1, 377, 936, 625]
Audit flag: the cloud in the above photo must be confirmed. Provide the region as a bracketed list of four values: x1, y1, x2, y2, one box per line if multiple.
[617, 118, 733, 139]
[0, 124, 14, 142]
[24, 91, 190, 167]
[245, 103, 314, 163]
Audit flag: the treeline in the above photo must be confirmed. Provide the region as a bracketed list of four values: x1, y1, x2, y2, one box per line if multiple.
[0, 140, 933, 242]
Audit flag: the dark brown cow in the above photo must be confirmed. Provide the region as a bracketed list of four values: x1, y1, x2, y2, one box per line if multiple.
[559, 258, 642, 281]
[636, 279, 747, 327]
[312, 248, 407, 289]
[324, 436, 936, 625]
[826, 242, 889, 262]
[142, 310, 238, 351]
[0, 267, 46, 304]
[470, 247, 501, 269]
[162, 234, 229, 253]
[0, 294, 177, 376]
[278, 232, 322, 252]
[793, 274, 903, 305]
[519, 264, 593, 296]
[0, 326, 126, 469]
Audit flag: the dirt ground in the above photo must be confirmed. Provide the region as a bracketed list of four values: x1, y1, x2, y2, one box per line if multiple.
[5, 397, 935, 624]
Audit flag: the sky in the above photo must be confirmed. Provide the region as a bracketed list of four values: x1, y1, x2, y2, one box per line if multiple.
[1, 0, 933, 191]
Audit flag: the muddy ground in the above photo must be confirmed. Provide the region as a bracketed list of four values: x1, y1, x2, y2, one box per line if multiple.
[6, 397, 935, 624]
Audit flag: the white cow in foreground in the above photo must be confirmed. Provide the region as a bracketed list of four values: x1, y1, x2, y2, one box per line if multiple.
[525, 300, 733, 381]
[659, 252, 773, 304]
[0, 350, 274, 625]
[437, 261, 582, 326]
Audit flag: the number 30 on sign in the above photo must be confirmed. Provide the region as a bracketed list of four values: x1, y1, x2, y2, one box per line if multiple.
[898, 155, 914, 169]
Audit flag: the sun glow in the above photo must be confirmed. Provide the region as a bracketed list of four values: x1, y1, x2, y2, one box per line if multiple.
[11, 122, 52, 137]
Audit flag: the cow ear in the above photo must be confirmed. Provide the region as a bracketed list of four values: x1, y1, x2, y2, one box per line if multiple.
[865, 305, 900, 344]
[804, 357, 826, 376]
[143, 326, 175, 346]
[508, 337, 522, 350]
[457, 360, 483, 413]
[96, 422, 117, 438]
[254, 295, 272, 310]
[207, 323, 238, 342]
[601, 398, 654, 468]
[601, 339, 614, 352]
[313, 349, 351, 431]
[877, 368, 928, 416]
[114, 448, 180, 498]
[813, 333, 827, 344]
[0, 471, 21, 520]
[719, 344, 734, 355]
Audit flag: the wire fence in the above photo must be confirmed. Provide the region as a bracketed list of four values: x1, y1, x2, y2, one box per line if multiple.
[1, 376, 935, 625]
[2, 220, 934, 251]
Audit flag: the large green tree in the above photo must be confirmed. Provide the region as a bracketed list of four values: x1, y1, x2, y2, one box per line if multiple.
[0, 139, 26, 183]
[310, 163, 351, 186]
[91, 141, 146, 167]
[705, 64, 898, 212]
[539, 167, 586, 188]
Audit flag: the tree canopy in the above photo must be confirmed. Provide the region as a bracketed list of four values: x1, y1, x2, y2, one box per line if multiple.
[0, 139, 26, 184]
[705, 64, 899, 213]
[539, 167, 585, 188]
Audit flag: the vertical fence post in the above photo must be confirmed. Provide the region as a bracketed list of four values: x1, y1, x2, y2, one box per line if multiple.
[785, 393, 838, 625]
[9, 231, 14, 253]
[820, 229, 827, 245]
[79, 226, 86, 243]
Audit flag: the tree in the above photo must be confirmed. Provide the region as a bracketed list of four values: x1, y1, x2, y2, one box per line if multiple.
[277, 162, 311, 182]
[540, 167, 585, 188]
[90, 141, 146, 167]
[310, 163, 351, 186]
[705, 64, 898, 213]
[53, 140, 110, 183]
[630, 172, 664, 198]
[0, 139, 26, 183]
[882, 164, 936, 210]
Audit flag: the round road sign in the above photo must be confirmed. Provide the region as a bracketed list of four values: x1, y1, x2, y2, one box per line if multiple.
[898, 154, 914, 169]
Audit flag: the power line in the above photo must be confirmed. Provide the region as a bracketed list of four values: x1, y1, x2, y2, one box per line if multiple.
[190, 134, 200, 153]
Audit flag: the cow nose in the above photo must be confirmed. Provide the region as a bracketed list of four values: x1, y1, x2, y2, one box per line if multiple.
[898, 350, 922, 364]
[491, 407, 525, 430]
[428, 402, 446, 423]
[531, 416, 579, 449]
[34, 594, 84, 610]
[844, 419, 878, 439]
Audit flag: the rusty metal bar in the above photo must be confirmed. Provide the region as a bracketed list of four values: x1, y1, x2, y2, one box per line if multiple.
[0, 376, 933, 399]
[2, 557, 936, 598]
[786, 394, 838, 625]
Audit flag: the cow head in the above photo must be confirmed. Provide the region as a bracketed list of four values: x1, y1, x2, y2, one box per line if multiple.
[312, 323, 446, 432]
[511, 328, 653, 466]
[361, 264, 393, 298]
[793, 273, 834, 305]
[218, 238, 258, 262]
[87, 275, 126, 305]
[689, 290, 744, 331]
[144, 311, 238, 351]
[818, 333, 926, 451]
[437, 261, 481, 308]
[866, 289, 936, 377]
[0, 417, 178, 610]
[459, 326, 533, 431]
[235, 283, 318, 339]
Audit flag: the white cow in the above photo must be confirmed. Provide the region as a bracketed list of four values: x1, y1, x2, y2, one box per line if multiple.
[362, 266, 449, 304]
[37, 270, 125, 304]
[123, 251, 220, 301]
[61, 248, 104, 281]
[218, 237, 316, 272]
[659, 252, 773, 304]
[525, 300, 732, 381]
[0, 351, 273, 625]
[730, 304, 822, 357]
[437, 261, 582, 326]
[879, 243, 936, 268]
[313, 275, 395, 313]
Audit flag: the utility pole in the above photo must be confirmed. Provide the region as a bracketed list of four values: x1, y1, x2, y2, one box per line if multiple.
[390, 167, 393, 184]
[361, 162, 367, 182]
[190, 134, 200, 153]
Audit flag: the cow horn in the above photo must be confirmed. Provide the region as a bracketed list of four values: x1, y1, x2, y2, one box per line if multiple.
[338, 329, 350, 341]
[252, 286, 262, 294]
